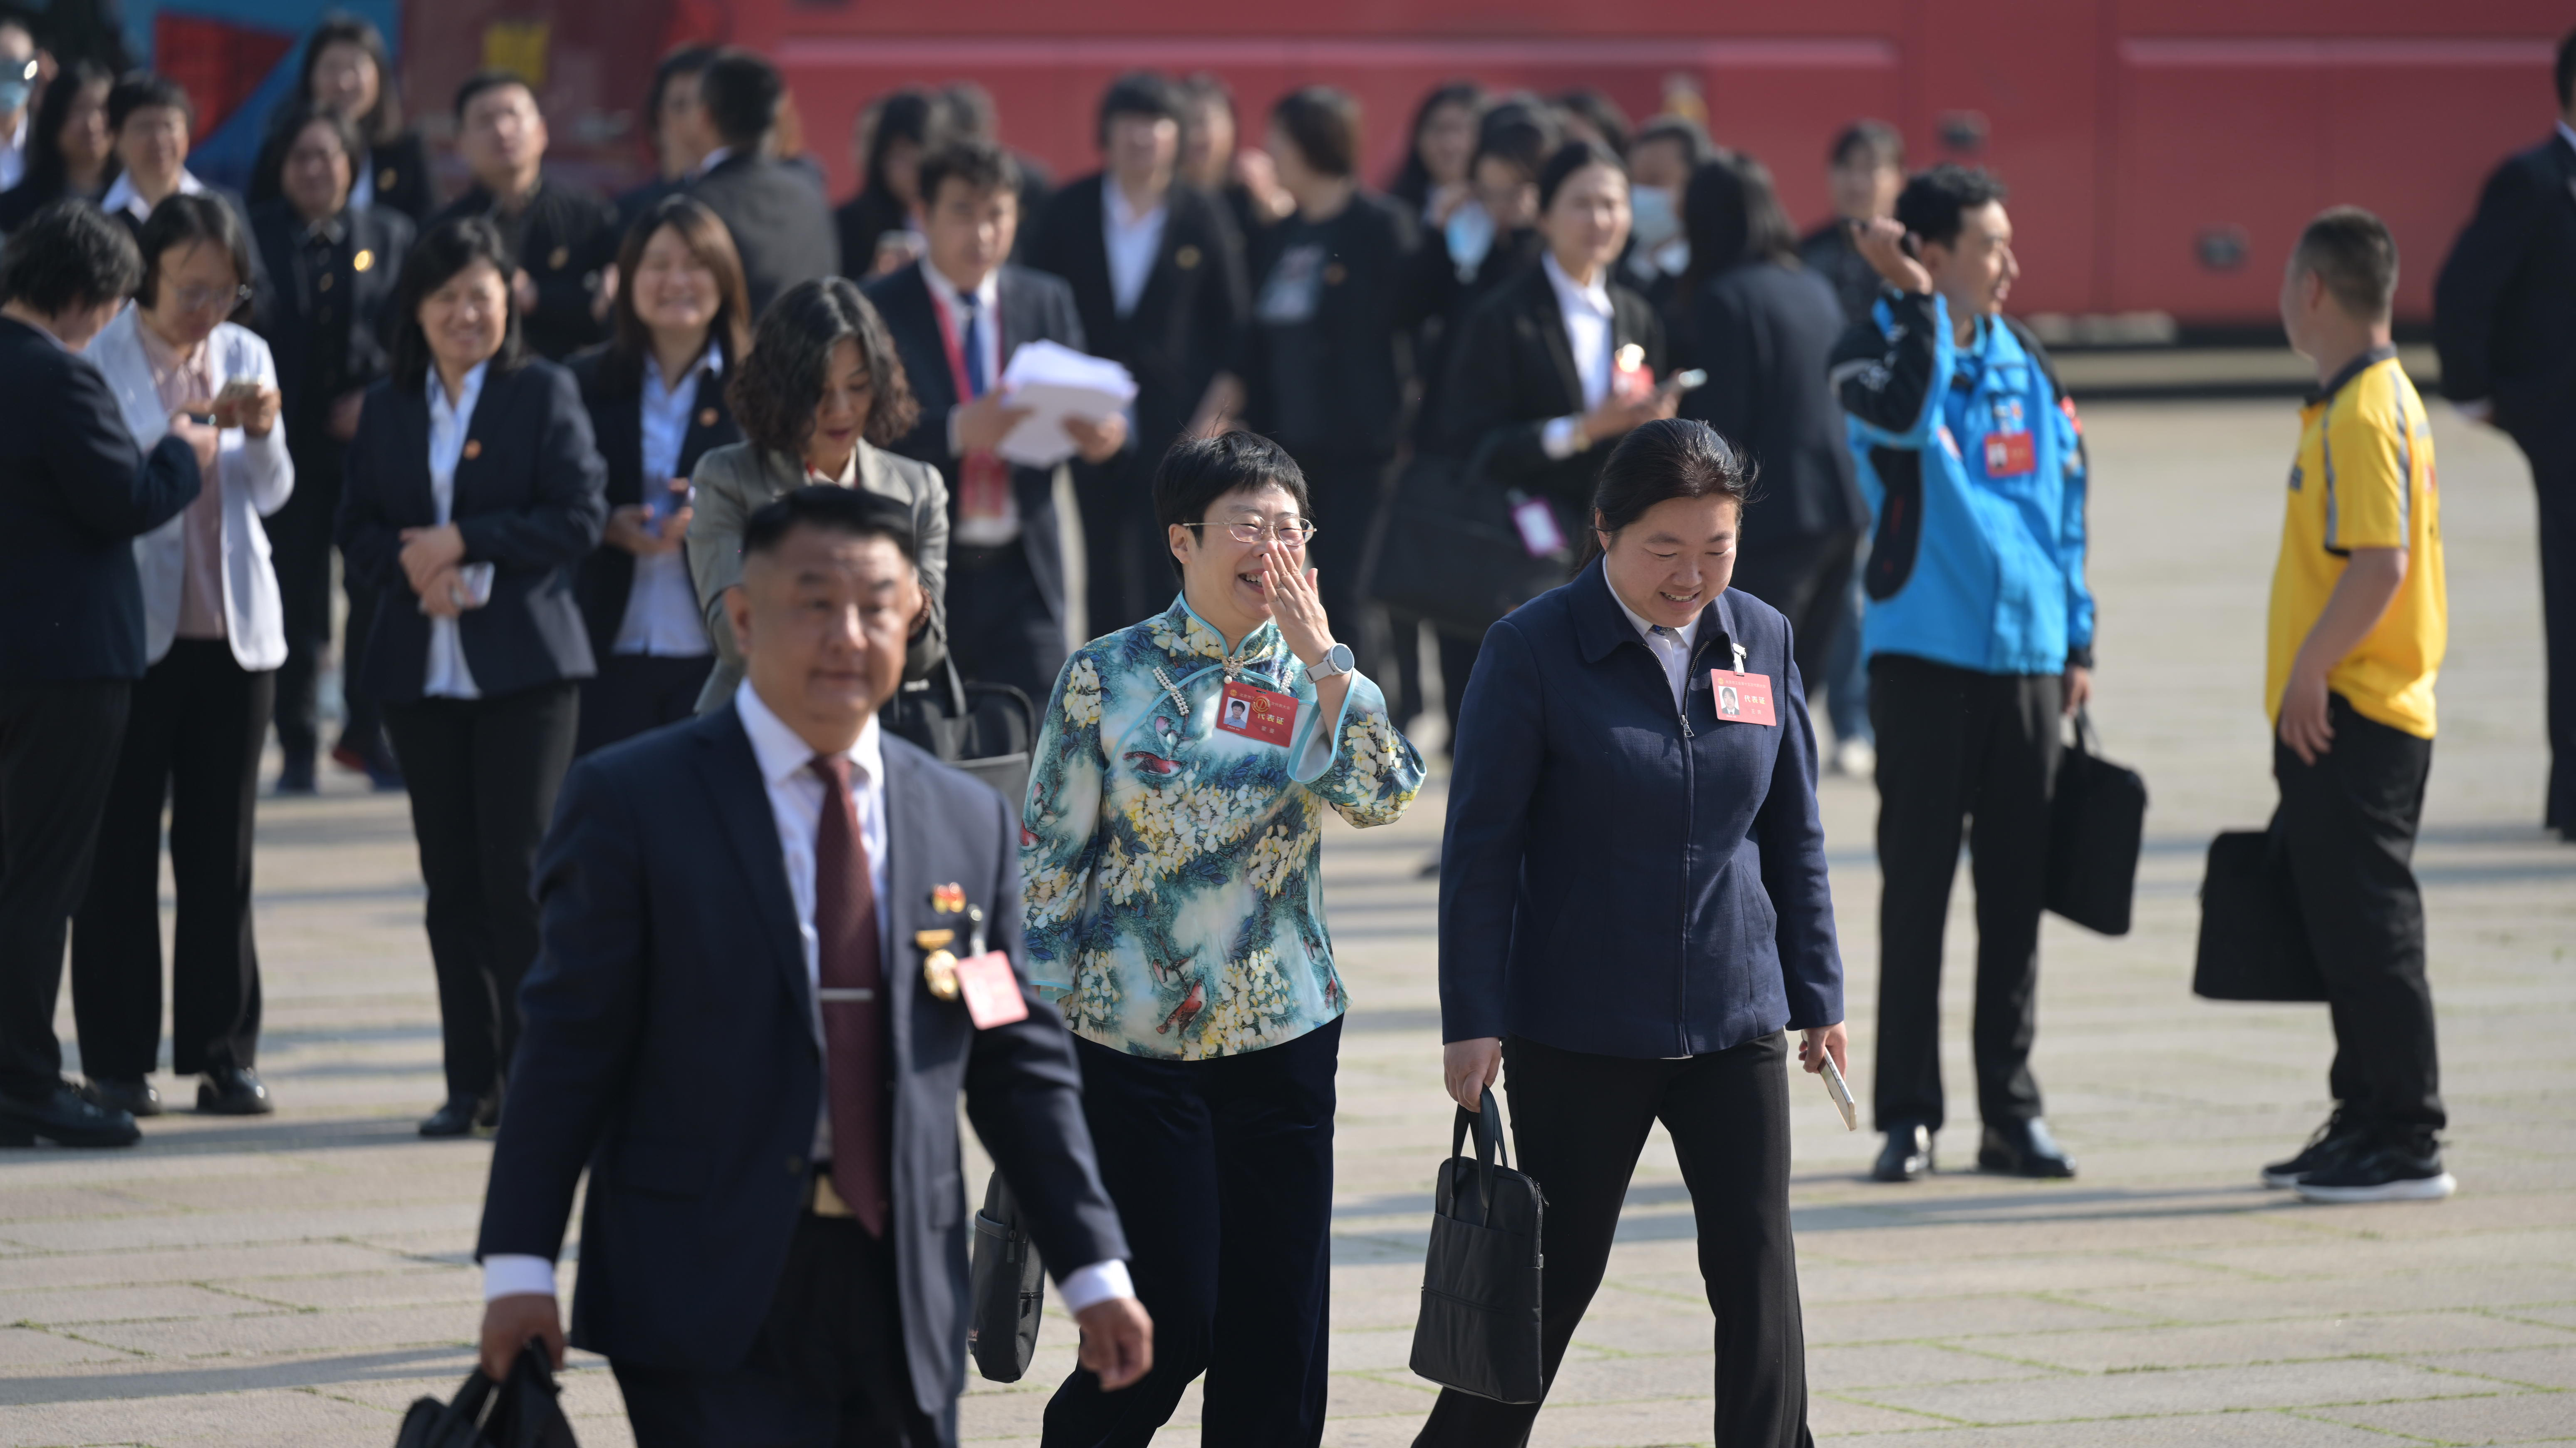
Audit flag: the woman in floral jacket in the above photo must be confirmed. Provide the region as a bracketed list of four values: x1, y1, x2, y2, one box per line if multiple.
[1024, 431, 1422, 1446]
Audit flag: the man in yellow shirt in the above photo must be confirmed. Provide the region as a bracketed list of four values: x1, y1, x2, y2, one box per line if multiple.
[2259, 208, 2452, 1204]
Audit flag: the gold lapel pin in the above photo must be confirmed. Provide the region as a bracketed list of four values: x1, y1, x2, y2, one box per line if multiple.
[379, 167, 397, 190]
[932, 883, 966, 914]
[1175, 244, 1202, 270]
[462, 439, 483, 461]
[548, 245, 570, 270]
[353, 248, 374, 272]
[922, 949, 961, 1001]
[913, 928, 955, 950]
[697, 407, 718, 429]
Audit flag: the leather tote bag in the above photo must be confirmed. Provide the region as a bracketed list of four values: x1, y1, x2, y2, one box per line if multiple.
[2194, 828, 2328, 1002]
[1409, 1087, 1546, 1404]
[2044, 708, 2147, 936]
[393, 1343, 577, 1448]
[1367, 450, 1575, 642]
[967, 1170, 1048, 1382]
[884, 654, 1037, 807]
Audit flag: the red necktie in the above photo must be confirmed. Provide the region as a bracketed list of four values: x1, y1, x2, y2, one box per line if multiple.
[810, 755, 888, 1236]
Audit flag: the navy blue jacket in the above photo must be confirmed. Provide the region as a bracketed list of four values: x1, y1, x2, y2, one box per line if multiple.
[1439, 560, 1843, 1057]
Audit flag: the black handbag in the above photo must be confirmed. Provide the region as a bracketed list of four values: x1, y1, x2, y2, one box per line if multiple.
[393, 1342, 578, 1448]
[967, 1170, 1047, 1382]
[2044, 709, 2147, 936]
[2194, 829, 2328, 1002]
[1367, 451, 1575, 641]
[1409, 1087, 1546, 1405]
[882, 654, 1036, 806]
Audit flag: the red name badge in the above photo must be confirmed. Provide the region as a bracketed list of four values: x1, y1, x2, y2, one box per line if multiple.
[1984, 431, 2036, 478]
[954, 950, 1029, 1029]
[1708, 669, 1778, 726]
[1216, 679, 1297, 746]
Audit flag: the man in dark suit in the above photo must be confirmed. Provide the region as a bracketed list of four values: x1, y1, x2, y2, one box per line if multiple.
[431, 70, 619, 362]
[867, 139, 1127, 702]
[476, 486, 1150, 1445]
[251, 104, 414, 793]
[1023, 72, 1248, 637]
[690, 49, 837, 321]
[0, 201, 212, 1148]
[2434, 27, 2576, 840]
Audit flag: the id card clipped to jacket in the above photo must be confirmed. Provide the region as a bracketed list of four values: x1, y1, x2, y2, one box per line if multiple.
[1709, 642, 1776, 727]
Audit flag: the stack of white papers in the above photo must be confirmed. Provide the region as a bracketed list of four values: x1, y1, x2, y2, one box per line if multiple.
[993, 341, 1139, 468]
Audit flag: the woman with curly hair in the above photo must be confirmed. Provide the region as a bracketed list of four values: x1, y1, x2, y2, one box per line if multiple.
[684, 275, 946, 707]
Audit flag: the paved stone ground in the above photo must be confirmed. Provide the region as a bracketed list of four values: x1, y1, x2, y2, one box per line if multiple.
[0, 396, 2567, 1447]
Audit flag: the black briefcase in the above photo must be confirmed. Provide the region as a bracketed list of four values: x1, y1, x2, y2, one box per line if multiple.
[967, 1170, 1047, 1383]
[883, 655, 1036, 807]
[393, 1342, 578, 1448]
[2194, 829, 2328, 1002]
[1410, 1088, 1546, 1404]
[2045, 709, 2147, 936]
[1367, 451, 1574, 642]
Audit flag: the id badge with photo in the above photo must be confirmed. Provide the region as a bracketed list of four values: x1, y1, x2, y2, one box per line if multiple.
[1216, 679, 1297, 746]
[1708, 669, 1778, 726]
[954, 951, 1029, 1029]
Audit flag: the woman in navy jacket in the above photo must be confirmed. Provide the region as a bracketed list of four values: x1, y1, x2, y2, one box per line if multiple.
[336, 216, 606, 1139]
[1425, 418, 1844, 1448]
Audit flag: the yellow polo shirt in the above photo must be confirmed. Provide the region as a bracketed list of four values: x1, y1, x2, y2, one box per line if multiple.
[2266, 349, 2445, 739]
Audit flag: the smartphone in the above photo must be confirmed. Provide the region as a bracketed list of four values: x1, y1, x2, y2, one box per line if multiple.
[210, 378, 262, 429]
[1663, 368, 1710, 396]
[646, 478, 693, 528]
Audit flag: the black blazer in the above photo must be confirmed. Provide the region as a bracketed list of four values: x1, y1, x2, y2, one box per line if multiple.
[565, 345, 741, 658]
[864, 262, 1092, 625]
[432, 175, 621, 362]
[690, 152, 838, 320]
[1241, 191, 1416, 463]
[834, 187, 911, 281]
[1401, 223, 1542, 451]
[476, 707, 1127, 1405]
[1439, 262, 1665, 514]
[250, 199, 414, 472]
[1797, 220, 1880, 327]
[250, 127, 436, 225]
[1682, 261, 1867, 544]
[334, 358, 607, 702]
[0, 175, 97, 234]
[0, 317, 203, 684]
[2435, 134, 2576, 433]
[1023, 173, 1248, 449]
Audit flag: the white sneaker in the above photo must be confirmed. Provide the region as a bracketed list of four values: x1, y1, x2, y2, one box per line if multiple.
[1834, 738, 1877, 778]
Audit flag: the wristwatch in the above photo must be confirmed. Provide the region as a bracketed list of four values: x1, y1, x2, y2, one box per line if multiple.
[1307, 642, 1355, 681]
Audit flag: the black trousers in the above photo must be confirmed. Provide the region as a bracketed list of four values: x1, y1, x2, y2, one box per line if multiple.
[1413, 1032, 1813, 1448]
[1044, 1017, 1340, 1448]
[269, 455, 384, 761]
[69, 642, 273, 1080]
[1868, 654, 2062, 1132]
[382, 683, 579, 1102]
[2275, 694, 2442, 1135]
[576, 653, 713, 757]
[0, 681, 130, 1098]
[2506, 420, 2576, 832]
[947, 541, 1067, 705]
[1298, 454, 1395, 683]
[1730, 528, 1861, 695]
[614, 1211, 949, 1448]
[1075, 451, 1165, 641]
[1434, 628, 1482, 753]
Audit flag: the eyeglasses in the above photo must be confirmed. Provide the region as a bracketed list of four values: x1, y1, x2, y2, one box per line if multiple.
[171, 283, 253, 312]
[1183, 518, 1317, 545]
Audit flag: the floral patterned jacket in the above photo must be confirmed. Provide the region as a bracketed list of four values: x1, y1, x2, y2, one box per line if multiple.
[1021, 596, 1425, 1059]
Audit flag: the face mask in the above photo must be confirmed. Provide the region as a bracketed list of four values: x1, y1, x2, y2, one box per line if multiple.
[1629, 186, 1681, 255]
[0, 60, 33, 115]
[1444, 201, 1495, 273]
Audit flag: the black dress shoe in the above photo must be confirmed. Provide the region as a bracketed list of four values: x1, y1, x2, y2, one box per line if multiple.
[196, 1066, 273, 1116]
[1979, 1117, 2077, 1178]
[1872, 1123, 1933, 1182]
[80, 1076, 161, 1118]
[274, 750, 317, 795]
[2, 1082, 141, 1148]
[419, 1097, 485, 1138]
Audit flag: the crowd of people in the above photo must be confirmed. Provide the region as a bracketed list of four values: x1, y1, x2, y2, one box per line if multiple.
[0, 7, 2560, 1443]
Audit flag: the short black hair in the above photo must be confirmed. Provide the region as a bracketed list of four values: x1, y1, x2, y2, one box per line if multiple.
[1895, 162, 2007, 250]
[742, 484, 919, 565]
[646, 43, 716, 131]
[108, 72, 193, 134]
[1152, 431, 1313, 580]
[916, 137, 1021, 212]
[1553, 87, 1631, 159]
[453, 67, 533, 122]
[2559, 25, 2576, 111]
[1537, 140, 1623, 215]
[269, 101, 362, 183]
[2294, 206, 2399, 323]
[1583, 418, 1756, 565]
[1631, 115, 1714, 170]
[1271, 86, 1359, 179]
[0, 199, 143, 313]
[1829, 119, 1904, 171]
[1096, 71, 1180, 151]
[1683, 151, 1798, 280]
[698, 48, 783, 149]
[388, 217, 526, 390]
[135, 192, 254, 314]
[1472, 102, 1558, 182]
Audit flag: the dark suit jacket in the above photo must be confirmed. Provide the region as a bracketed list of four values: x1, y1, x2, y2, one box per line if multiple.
[1401, 224, 1542, 451]
[691, 152, 838, 320]
[2435, 134, 2576, 439]
[864, 262, 1089, 624]
[433, 175, 621, 362]
[612, 175, 685, 237]
[834, 187, 910, 280]
[0, 317, 203, 684]
[250, 127, 436, 226]
[1798, 220, 1880, 327]
[1439, 558, 1843, 1057]
[1023, 174, 1248, 451]
[334, 358, 607, 702]
[476, 707, 1127, 1411]
[1682, 260, 1866, 544]
[565, 345, 741, 658]
[250, 199, 413, 482]
[1241, 191, 1415, 463]
[1439, 263, 1665, 514]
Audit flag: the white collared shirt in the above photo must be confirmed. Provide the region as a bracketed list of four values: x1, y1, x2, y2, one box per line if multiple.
[423, 362, 494, 699]
[612, 349, 720, 657]
[1538, 251, 1616, 461]
[1613, 589, 1702, 711]
[921, 257, 1003, 407]
[697, 145, 735, 178]
[1103, 178, 1167, 318]
[100, 167, 208, 222]
[482, 679, 1134, 1314]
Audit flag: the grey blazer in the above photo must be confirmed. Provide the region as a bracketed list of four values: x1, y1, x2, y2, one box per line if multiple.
[686, 439, 949, 712]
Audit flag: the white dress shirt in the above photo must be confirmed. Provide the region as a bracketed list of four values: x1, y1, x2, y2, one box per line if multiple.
[101, 167, 208, 223]
[484, 679, 1133, 1313]
[1613, 589, 1701, 712]
[1103, 179, 1167, 319]
[423, 362, 495, 699]
[921, 258, 1022, 548]
[1538, 251, 1616, 462]
[612, 350, 719, 657]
